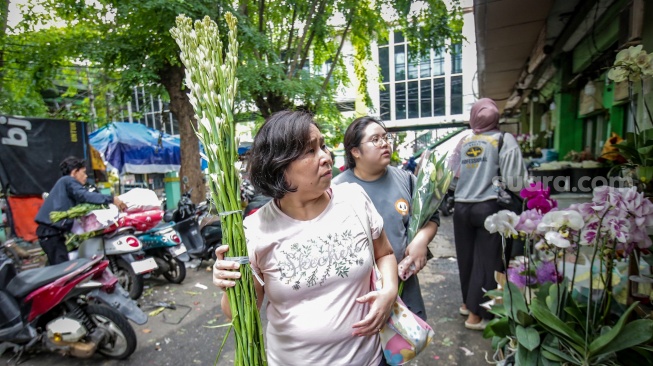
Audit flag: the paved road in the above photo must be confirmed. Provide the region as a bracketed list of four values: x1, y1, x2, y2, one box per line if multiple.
[3, 216, 493, 365]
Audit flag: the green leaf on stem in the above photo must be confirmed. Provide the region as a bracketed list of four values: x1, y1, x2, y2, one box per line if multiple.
[484, 317, 511, 339]
[503, 282, 528, 323]
[530, 298, 585, 354]
[589, 317, 653, 358]
[516, 344, 540, 366]
[516, 325, 540, 351]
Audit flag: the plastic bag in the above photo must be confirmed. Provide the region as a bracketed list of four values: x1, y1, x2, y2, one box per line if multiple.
[118, 188, 161, 213]
[70, 205, 120, 234]
[116, 209, 164, 232]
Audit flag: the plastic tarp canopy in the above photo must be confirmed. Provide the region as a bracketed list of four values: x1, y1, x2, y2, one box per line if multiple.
[89, 122, 182, 174]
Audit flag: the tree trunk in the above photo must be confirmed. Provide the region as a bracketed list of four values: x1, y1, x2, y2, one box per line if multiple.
[159, 64, 205, 204]
[254, 92, 293, 119]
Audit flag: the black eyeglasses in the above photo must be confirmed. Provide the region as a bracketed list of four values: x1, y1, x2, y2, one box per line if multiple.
[364, 134, 394, 147]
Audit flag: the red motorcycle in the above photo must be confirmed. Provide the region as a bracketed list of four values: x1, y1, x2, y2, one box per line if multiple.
[0, 252, 138, 361]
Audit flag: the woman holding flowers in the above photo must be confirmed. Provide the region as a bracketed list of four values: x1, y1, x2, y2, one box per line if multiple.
[213, 111, 398, 366]
[450, 98, 527, 330]
[333, 116, 440, 321]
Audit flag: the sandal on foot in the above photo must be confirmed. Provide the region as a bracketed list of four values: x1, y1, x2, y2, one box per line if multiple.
[464, 319, 489, 331]
[459, 306, 470, 316]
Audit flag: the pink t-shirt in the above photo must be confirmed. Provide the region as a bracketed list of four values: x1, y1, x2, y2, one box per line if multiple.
[245, 183, 384, 366]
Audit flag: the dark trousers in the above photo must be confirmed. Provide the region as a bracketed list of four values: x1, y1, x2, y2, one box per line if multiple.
[37, 225, 69, 265]
[453, 201, 508, 320]
[378, 351, 389, 366]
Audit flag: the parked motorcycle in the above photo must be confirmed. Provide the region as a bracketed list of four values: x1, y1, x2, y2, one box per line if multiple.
[244, 193, 272, 217]
[165, 190, 221, 265]
[137, 221, 189, 284]
[0, 252, 139, 361]
[74, 213, 160, 300]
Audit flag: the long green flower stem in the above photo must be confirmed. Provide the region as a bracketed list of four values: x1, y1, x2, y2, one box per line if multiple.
[585, 209, 610, 356]
[171, 14, 266, 366]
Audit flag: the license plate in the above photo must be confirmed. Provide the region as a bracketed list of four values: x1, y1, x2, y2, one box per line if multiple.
[170, 244, 187, 257]
[131, 257, 158, 274]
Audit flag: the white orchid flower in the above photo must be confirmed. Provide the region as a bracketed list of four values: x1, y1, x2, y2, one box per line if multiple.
[538, 210, 584, 232]
[484, 210, 519, 237]
[615, 48, 632, 63]
[607, 67, 628, 83]
[545, 231, 571, 248]
[628, 45, 644, 59]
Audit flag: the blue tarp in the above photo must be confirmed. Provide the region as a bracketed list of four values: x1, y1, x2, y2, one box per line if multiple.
[89, 122, 182, 174]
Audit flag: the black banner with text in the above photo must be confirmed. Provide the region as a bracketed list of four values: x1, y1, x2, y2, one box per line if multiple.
[0, 116, 90, 196]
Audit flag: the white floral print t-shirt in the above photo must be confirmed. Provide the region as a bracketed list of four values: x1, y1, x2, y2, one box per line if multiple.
[245, 183, 384, 366]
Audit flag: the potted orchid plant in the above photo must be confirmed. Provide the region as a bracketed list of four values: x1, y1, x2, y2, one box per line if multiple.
[608, 45, 653, 190]
[483, 183, 653, 365]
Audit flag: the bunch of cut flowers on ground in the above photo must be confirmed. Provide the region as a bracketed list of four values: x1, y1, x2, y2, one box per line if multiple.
[171, 14, 266, 366]
[483, 184, 653, 365]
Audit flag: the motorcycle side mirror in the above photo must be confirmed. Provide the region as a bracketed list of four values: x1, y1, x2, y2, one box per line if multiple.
[164, 211, 174, 222]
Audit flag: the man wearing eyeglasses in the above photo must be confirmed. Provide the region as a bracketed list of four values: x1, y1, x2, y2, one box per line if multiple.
[333, 116, 439, 321]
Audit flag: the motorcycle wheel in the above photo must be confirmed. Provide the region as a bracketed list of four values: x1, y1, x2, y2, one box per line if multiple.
[85, 305, 137, 360]
[162, 255, 186, 284]
[115, 258, 144, 300]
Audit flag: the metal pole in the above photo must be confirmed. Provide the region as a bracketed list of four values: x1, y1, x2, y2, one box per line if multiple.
[150, 93, 156, 129]
[158, 97, 165, 133]
[127, 102, 133, 123]
[529, 99, 534, 150]
[85, 64, 97, 128]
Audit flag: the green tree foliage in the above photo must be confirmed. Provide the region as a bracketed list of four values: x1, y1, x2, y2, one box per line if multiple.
[5, 0, 462, 201]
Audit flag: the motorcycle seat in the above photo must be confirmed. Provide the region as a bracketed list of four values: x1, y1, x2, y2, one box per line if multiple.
[6, 259, 92, 298]
[146, 222, 175, 233]
[105, 226, 134, 239]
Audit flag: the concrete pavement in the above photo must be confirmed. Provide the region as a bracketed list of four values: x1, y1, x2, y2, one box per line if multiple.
[2, 215, 494, 365]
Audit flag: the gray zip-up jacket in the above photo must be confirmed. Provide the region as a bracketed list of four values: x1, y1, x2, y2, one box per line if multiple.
[453, 130, 527, 203]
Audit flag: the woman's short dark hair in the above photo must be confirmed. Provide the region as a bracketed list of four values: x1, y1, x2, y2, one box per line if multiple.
[60, 156, 86, 176]
[343, 116, 387, 169]
[248, 111, 318, 199]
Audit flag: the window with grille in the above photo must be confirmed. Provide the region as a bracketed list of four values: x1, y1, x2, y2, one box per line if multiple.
[378, 33, 463, 121]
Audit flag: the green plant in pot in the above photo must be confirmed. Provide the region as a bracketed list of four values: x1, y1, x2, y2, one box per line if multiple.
[613, 128, 653, 187]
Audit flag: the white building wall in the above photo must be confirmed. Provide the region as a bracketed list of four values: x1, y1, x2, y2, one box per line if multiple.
[332, 0, 477, 131]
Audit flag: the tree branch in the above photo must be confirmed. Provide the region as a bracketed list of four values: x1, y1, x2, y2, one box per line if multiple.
[297, 0, 327, 72]
[258, 0, 265, 34]
[287, 0, 319, 78]
[321, 15, 352, 91]
[284, 5, 298, 67]
[238, 0, 249, 18]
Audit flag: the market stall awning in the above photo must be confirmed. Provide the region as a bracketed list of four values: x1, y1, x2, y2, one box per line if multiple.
[474, 0, 620, 114]
[89, 122, 181, 174]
